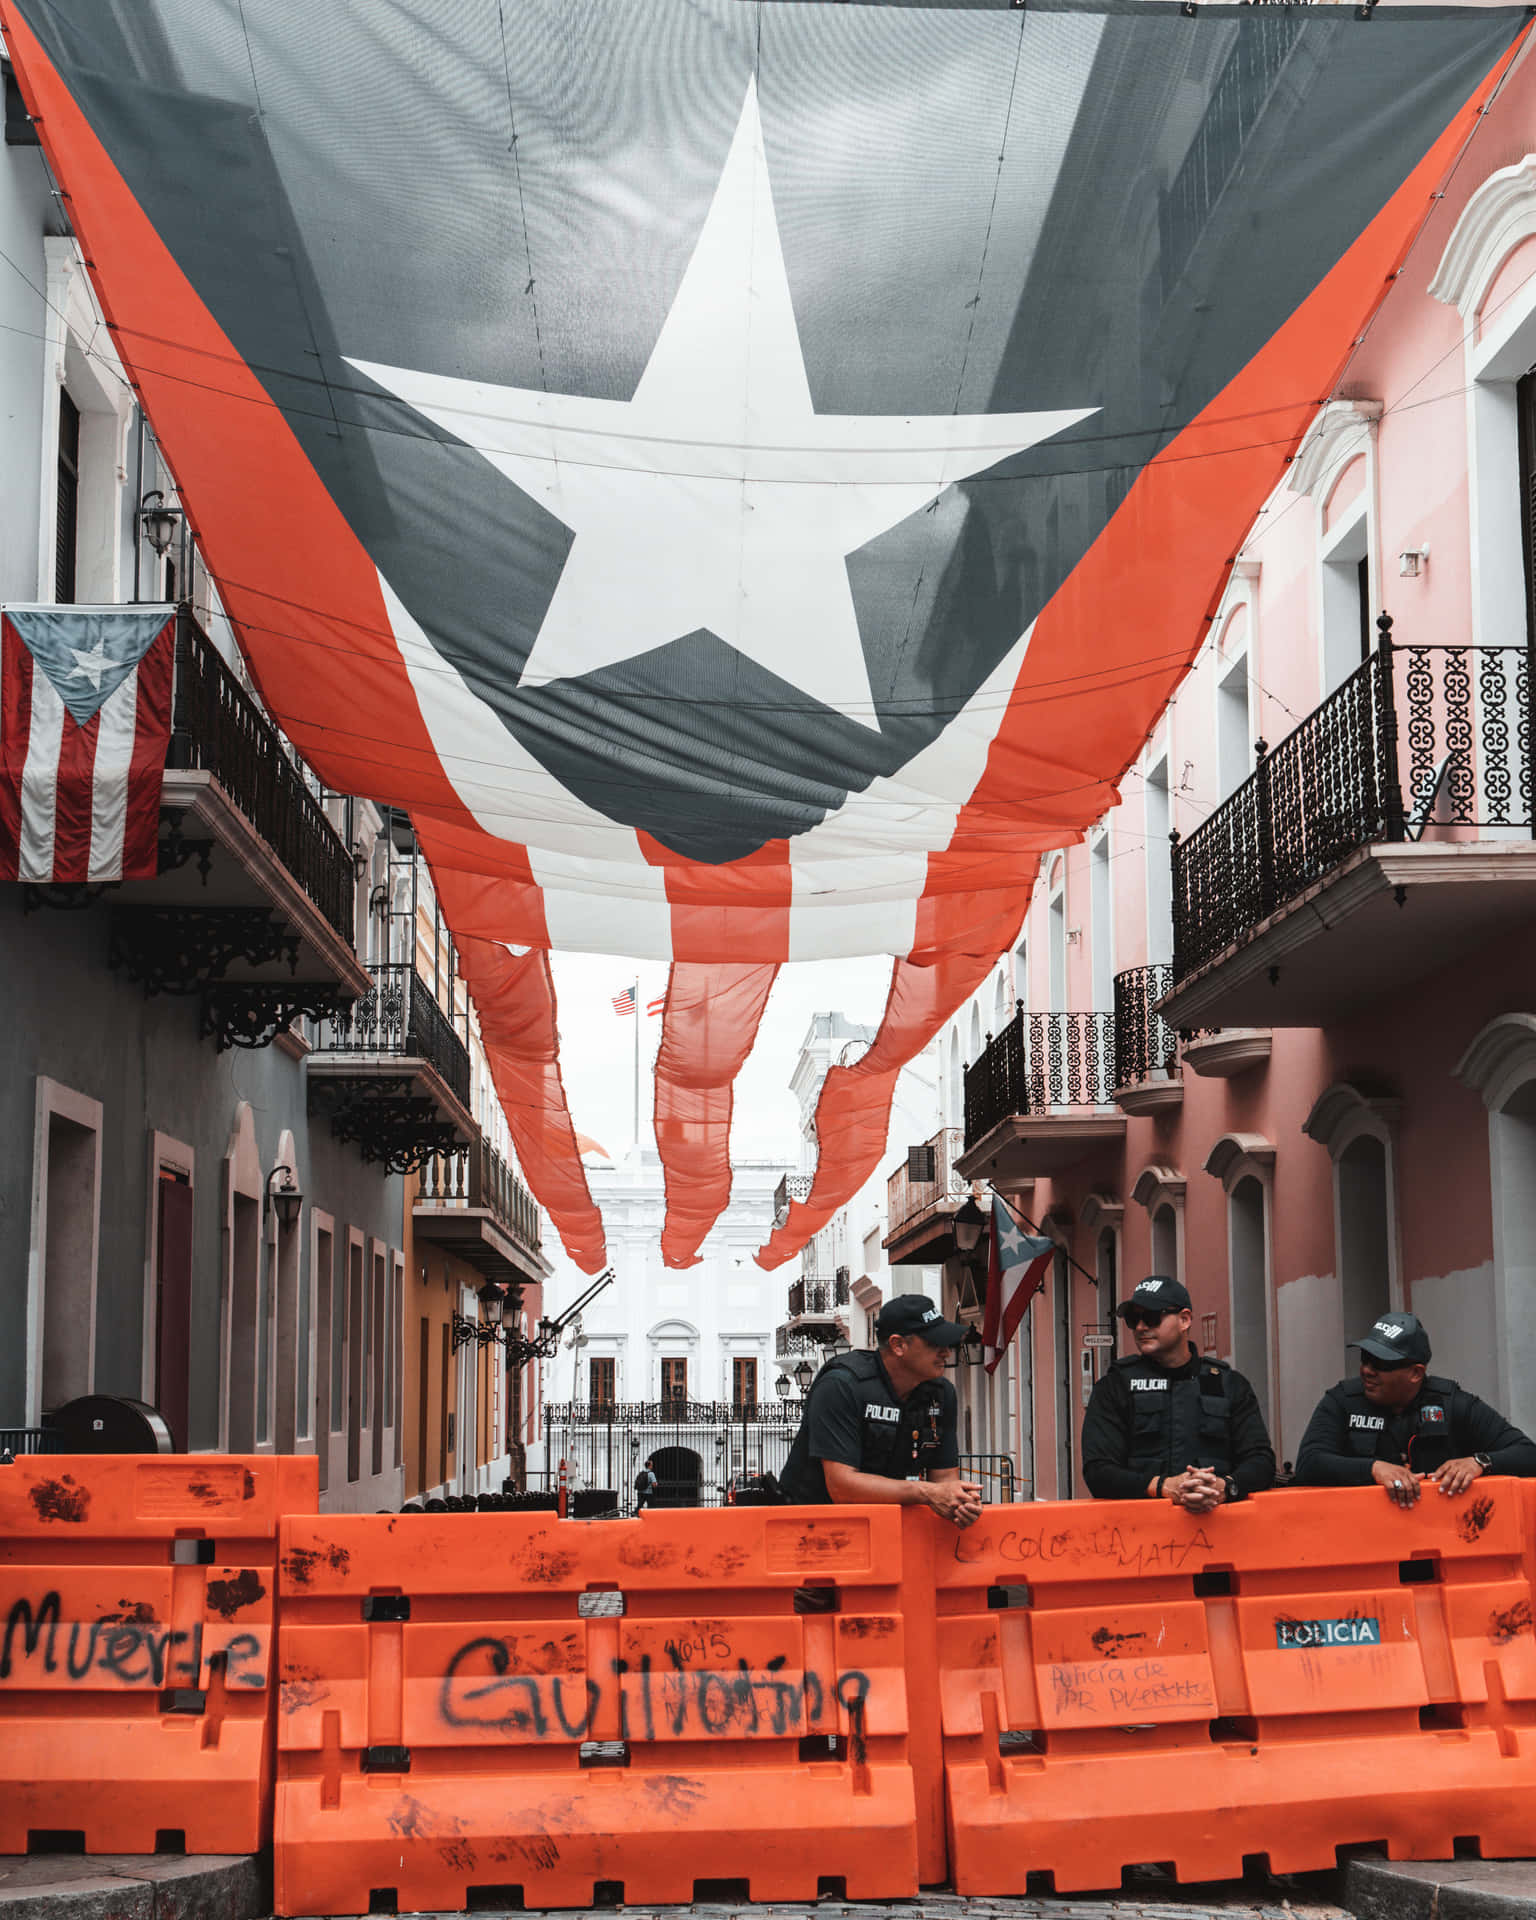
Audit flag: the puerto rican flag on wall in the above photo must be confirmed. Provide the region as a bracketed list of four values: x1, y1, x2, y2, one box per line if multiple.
[0, 605, 176, 883]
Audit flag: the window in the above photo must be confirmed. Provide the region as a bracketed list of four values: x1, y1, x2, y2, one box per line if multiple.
[732, 1357, 758, 1412]
[55, 391, 79, 605]
[1090, 832, 1112, 1011]
[590, 1356, 616, 1409]
[28, 1079, 102, 1426]
[661, 1357, 688, 1406]
[1216, 651, 1251, 801]
[154, 1169, 193, 1450]
[1517, 367, 1536, 642]
[1144, 761, 1173, 965]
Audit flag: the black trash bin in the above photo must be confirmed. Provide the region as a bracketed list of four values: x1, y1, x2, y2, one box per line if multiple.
[49, 1395, 174, 1453]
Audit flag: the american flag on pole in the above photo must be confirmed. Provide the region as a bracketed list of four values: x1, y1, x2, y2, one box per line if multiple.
[646, 996, 665, 1017]
[0, 605, 176, 884]
[982, 1195, 1054, 1375]
[611, 985, 636, 1016]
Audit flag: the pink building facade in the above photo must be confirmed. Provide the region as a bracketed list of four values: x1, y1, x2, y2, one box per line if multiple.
[889, 53, 1536, 1500]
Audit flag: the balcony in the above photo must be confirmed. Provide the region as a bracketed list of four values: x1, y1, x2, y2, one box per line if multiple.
[777, 1269, 849, 1352]
[1163, 619, 1536, 1030]
[414, 1134, 549, 1287]
[773, 1171, 813, 1225]
[95, 608, 366, 1048]
[884, 1126, 970, 1263]
[309, 960, 474, 1172]
[1111, 965, 1183, 1116]
[956, 1008, 1124, 1186]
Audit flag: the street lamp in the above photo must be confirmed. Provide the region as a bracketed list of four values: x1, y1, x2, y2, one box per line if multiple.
[775, 1370, 791, 1399]
[477, 1279, 508, 1327]
[138, 488, 182, 560]
[265, 1163, 303, 1232]
[792, 1357, 815, 1397]
[953, 1195, 987, 1256]
[826, 1331, 851, 1360]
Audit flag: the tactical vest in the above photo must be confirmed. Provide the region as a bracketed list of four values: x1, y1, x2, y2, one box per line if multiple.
[778, 1349, 949, 1500]
[1337, 1375, 1463, 1474]
[1118, 1353, 1237, 1479]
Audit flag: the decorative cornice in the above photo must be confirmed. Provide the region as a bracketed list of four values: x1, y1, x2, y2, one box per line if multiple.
[1203, 1132, 1276, 1192]
[1131, 1162, 1186, 1211]
[1288, 399, 1381, 503]
[1454, 1012, 1536, 1113]
[1303, 1081, 1402, 1158]
[1079, 1192, 1124, 1235]
[1429, 154, 1536, 321]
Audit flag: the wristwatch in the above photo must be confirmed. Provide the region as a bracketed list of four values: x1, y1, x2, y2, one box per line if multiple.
[1223, 1476, 1243, 1503]
[1474, 1453, 1492, 1472]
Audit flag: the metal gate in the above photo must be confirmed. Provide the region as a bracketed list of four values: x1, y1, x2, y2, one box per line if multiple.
[542, 1400, 801, 1509]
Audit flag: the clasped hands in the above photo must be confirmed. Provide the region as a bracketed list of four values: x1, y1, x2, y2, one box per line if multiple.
[1149, 1466, 1229, 1512]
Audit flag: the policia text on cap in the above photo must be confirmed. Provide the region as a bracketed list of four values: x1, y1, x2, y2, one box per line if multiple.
[1081, 1275, 1276, 1510]
[776, 1295, 984, 1527]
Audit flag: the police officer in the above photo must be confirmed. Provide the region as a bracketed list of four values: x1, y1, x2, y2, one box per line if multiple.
[1293, 1312, 1536, 1504]
[1081, 1275, 1276, 1509]
[777, 1295, 984, 1526]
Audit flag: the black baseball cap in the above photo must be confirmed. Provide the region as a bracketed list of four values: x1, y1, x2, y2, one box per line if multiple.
[1351, 1312, 1431, 1365]
[876, 1294, 968, 1347]
[1115, 1274, 1192, 1319]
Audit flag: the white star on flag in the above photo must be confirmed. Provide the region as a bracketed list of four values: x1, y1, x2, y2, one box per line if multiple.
[349, 81, 1095, 730]
[65, 640, 113, 690]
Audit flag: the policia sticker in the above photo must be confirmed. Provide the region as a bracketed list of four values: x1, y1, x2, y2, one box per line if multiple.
[1275, 1617, 1382, 1648]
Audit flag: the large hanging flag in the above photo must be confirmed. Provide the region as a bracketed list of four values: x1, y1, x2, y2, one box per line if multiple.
[2, 1, 1525, 1269]
[0, 605, 176, 884]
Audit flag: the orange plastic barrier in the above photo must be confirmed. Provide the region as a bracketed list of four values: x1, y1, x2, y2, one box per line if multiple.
[936, 1481, 1536, 1893]
[0, 1453, 318, 1854]
[274, 1504, 941, 1914]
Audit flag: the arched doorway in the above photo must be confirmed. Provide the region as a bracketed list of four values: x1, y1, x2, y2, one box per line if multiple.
[1337, 1135, 1392, 1361]
[1456, 1016, 1536, 1426]
[1151, 1204, 1178, 1281]
[650, 1444, 702, 1507]
[1228, 1176, 1270, 1430]
[1052, 1247, 1074, 1498]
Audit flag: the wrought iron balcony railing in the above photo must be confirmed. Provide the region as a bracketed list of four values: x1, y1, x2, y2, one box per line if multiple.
[1112, 964, 1180, 1088]
[1172, 618, 1533, 978]
[418, 1134, 541, 1251]
[886, 1126, 968, 1237]
[787, 1277, 844, 1318]
[963, 1008, 1116, 1150]
[167, 609, 354, 940]
[314, 961, 472, 1108]
[773, 1171, 814, 1221]
[775, 1324, 826, 1361]
[544, 1400, 801, 1427]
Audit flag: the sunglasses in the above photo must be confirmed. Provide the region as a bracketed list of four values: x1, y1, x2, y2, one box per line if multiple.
[1122, 1308, 1173, 1331]
[1360, 1353, 1414, 1372]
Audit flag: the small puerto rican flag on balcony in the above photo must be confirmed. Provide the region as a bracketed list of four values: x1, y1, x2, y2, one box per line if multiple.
[0, 604, 176, 883]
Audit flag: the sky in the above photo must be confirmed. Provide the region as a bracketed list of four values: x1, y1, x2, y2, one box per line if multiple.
[549, 951, 905, 1168]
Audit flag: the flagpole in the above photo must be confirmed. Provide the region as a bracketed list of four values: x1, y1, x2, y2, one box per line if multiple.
[991, 1187, 1101, 1289]
[633, 974, 641, 1149]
